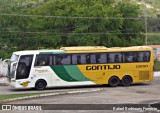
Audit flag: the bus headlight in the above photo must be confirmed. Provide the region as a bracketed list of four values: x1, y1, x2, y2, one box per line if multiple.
[21, 81, 30, 87]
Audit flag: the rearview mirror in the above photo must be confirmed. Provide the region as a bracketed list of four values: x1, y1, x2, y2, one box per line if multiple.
[3, 59, 9, 67]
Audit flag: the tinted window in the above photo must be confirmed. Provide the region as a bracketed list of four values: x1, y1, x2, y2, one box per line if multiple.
[72, 53, 108, 64]
[16, 55, 33, 79]
[123, 51, 150, 63]
[72, 54, 89, 64]
[55, 54, 71, 65]
[96, 53, 107, 63]
[108, 53, 122, 63]
[49, 51, 150, 65]
[123, 52, 137, 62]
[137, 52, 150, 62]
[72, 54, 79, 64]
[35, 54, 52, 66]
[90, 54, 96, 64]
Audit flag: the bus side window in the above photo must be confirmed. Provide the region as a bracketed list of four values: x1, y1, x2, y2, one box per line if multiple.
[72, 54, 78, 64]
[143, 52, 150, 62]
[81, 54, 87, 64]
[55, 55, 63, 65]
[72, 54, 81, 64]
[62, 55, 71, 65]
[114, 55, 118, 62]
[97, 53, 107, 63]
[132, 53, 138, 62]
[114, 53, 122, 63]
[35, 55, 51, 66]
[77, 55, 81, 64]
[107, 53, 122, 63]
[107, 56, 110, 63]
[90, 54, 96, 64]
[96, 54, 100, 63]
[86, 54, 90, 64]
[55, 55, 71, 65]
[108, 53, 114, 63]
[137, 53, 144, 62]
[123, 53, 133, 62]
[114, 55, 120, 63]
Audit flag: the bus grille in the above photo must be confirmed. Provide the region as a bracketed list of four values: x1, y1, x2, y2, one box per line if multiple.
[139, 71, 149, 80]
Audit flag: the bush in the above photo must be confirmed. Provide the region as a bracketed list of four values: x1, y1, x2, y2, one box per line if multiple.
[148, 34, 160, 45]
[0, 50, 12, 60]
[154, 59, 160, 71]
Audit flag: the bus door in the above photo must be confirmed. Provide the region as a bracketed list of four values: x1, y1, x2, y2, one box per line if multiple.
[16, 55, 33, 80]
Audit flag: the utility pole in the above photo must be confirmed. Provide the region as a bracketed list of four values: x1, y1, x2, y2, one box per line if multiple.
[143, 0, 148, 45]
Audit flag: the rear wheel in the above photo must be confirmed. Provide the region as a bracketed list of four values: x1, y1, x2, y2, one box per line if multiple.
[35, 80, 47, 90]
[108, 76, 120, 87]
[121, 76, 132, 86]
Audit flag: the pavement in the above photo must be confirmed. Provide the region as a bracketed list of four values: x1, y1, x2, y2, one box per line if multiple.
[5, 77, 160, 104]
[0, 71, 159, 95]
[0, 78, 160, 113]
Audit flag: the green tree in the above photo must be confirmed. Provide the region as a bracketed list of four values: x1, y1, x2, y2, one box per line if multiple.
[116, 1, 145, 46]
[26, 0, 144, 47]
[0, 0, 145, 59]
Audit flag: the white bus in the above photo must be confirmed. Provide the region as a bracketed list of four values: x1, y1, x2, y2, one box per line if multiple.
[8, 46, 154, 90]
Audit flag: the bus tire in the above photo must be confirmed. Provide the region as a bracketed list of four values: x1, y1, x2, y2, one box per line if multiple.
[121, 75, 132, 86]
[108, 76, 120, 87]
[35, 79, 47, 90]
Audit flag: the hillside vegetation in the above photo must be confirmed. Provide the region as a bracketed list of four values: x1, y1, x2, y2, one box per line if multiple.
[0, 0, 159, 59]
[135, 0, 160, 16]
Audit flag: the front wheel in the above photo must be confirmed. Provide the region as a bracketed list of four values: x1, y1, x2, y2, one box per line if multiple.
[108, 76, 120, 87]
[35, 80, 47, 90]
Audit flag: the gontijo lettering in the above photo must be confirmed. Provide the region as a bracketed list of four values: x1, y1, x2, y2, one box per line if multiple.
[86, 65, 121, 70]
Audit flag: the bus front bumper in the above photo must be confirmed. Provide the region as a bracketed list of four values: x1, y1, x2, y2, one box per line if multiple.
[9, 80, 33, 89]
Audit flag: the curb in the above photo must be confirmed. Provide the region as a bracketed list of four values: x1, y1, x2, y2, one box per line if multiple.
[154, 72, 160, 78]
[1, 88, 104, 103]
[149, 101, 160, 112]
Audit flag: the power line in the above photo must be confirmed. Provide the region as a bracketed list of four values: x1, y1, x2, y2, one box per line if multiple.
[0, 32, 144, 38]
[0, 33, 144, 40]
[0, 28, 144, 34]
[0, 13, 144, 20]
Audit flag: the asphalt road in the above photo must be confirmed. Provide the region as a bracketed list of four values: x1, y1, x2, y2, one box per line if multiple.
[0, 84, 105, 95]
[0, 77, 159, 95]
[1, 77, 160, 113]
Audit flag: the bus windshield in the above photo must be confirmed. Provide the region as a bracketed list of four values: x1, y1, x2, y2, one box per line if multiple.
[8, 54, 19, 79]
[10, 54, 19, 62]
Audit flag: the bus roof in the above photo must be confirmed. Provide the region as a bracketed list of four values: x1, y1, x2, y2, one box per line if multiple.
[60, 46, 107, 51]
[12, 46, 153, 55]
[61, 46, 152, 53]
[12, 50, 64, 55]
